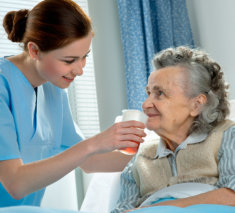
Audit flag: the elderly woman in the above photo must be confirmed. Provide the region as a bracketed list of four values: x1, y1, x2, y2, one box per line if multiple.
[111, 46, 235, 213]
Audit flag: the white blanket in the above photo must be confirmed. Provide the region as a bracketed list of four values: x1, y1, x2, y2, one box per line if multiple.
[140, 183, 216, 207]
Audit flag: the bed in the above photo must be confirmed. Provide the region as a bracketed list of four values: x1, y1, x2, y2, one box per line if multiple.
[80, 99, 235, 213]
[1, 100, 235, 212]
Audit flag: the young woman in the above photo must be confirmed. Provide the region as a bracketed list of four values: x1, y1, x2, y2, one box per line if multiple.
[0, 0, 146, 207]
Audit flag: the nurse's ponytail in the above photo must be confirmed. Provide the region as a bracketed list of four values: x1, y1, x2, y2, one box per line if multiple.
[2, 0, 93, 52]
[3, 9, 29, 43]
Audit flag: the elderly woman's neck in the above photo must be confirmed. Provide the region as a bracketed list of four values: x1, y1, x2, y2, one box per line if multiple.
[160, 133, 189, 152]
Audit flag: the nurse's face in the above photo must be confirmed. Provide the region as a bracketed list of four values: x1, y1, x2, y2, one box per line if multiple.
[34, 32, 92, 88]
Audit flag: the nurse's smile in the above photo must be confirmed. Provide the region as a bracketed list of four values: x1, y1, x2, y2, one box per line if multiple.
[63, 76, 75, 83]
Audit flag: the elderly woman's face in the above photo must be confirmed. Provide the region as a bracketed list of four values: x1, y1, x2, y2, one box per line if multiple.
[142, 66, 197, 140]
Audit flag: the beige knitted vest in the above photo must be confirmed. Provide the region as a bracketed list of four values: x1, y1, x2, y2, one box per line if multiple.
[132, 119, 235, 199]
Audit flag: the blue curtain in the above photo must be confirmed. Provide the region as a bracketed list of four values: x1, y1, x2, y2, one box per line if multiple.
[117, 0, 194, 110]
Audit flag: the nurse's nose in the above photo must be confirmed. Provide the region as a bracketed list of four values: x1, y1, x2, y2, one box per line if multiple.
[73, 58, 86, 76]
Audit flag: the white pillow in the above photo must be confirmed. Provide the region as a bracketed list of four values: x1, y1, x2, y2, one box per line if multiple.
[229, 99, 235, 121]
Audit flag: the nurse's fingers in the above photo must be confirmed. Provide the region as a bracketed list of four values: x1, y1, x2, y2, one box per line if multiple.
[117, 134, 144, 145]
[117, 120, 146, 129]
[117, 126, 146, 138]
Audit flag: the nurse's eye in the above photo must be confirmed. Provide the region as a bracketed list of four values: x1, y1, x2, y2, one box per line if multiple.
[64, 59, 76, 64]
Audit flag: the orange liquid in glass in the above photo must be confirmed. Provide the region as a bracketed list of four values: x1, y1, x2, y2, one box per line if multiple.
[120, 141, 139, 155]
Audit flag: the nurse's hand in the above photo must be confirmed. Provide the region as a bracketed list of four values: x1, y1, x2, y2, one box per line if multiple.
[90, 120, 146, 154]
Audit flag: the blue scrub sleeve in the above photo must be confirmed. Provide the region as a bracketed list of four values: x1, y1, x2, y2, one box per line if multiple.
[0, 89, 20, 160]
[60, 91, 84, 150]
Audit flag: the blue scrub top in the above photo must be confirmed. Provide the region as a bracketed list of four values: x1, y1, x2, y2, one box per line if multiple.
[0, 57, 84, 207]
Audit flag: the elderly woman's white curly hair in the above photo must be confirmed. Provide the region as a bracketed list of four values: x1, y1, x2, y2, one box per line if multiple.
[153, 46, 230, 134]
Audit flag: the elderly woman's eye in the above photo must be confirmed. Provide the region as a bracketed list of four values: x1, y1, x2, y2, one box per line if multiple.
[146, 90, 150, 96]
[158, 90, 164, 96]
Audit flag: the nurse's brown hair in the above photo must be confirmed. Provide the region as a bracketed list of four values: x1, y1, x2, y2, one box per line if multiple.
[3, 0, 92, 52]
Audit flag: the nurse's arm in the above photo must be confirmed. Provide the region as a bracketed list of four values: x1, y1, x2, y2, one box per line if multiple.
[0, 139, 108, 200]
[80, 151, 133, 173]
[0, 120, 145, 200]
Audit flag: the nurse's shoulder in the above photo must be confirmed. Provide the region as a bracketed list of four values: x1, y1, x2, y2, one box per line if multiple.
[0, 57, 12, 101]
[0, 57, 17, 85]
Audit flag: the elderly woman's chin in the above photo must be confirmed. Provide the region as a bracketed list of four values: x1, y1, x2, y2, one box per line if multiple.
[145, 119, 160, 132]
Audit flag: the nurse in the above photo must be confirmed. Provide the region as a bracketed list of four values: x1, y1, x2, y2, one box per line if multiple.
[0, 0, 145, 207]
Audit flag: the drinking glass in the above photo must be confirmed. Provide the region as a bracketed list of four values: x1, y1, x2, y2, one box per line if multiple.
[119, 109, 147, 155]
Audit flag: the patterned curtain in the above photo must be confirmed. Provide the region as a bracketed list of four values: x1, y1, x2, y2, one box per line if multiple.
[117, 0, 194, 110]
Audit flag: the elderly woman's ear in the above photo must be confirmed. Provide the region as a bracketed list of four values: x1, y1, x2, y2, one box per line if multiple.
[190, 94, 207, 117]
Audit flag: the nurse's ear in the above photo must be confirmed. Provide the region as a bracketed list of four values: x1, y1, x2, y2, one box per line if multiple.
[28, 42, 41, 61]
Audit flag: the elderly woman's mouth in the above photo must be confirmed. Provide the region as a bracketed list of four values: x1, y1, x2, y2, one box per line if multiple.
[146, 113, 160, 117]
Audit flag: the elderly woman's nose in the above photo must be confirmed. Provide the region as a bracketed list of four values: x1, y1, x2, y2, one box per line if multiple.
[142, 97, 153, 109]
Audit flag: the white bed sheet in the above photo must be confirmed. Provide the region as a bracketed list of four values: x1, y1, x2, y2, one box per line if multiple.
[140, 183, 215, 207]
[80, 172, 121, 213]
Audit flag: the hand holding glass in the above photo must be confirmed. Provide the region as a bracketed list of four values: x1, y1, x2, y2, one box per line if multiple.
[119, 110, 147, 155]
